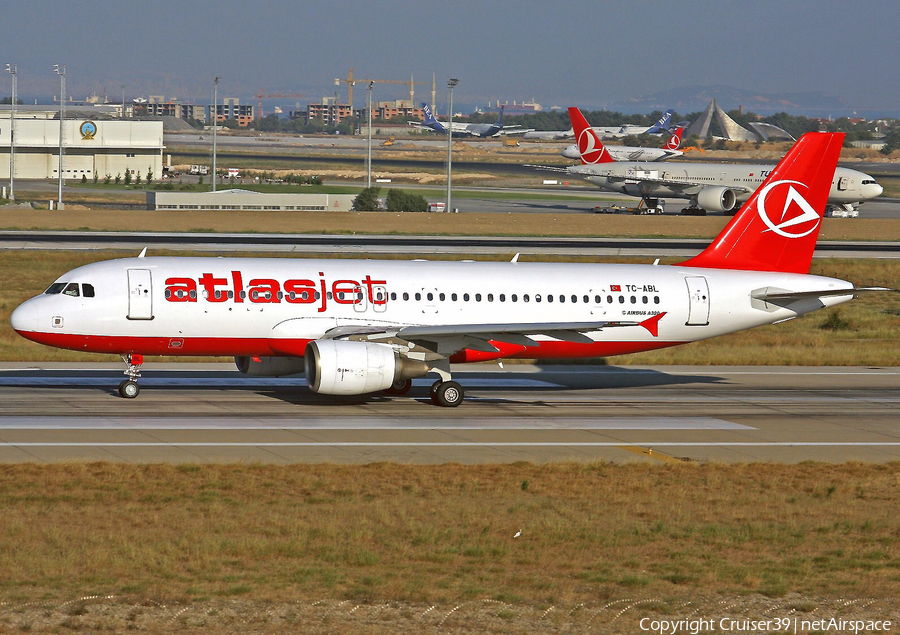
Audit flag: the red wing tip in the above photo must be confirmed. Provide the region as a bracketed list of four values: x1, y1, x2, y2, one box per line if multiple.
[639, 312, 666, 337]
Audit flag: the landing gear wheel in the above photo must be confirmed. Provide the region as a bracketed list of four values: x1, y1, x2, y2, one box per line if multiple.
[433, 381, 464, 407]
[118, 379, 140, 399]
[385, 378, 413, 396]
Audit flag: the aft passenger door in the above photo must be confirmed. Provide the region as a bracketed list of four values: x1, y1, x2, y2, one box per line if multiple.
[127, 269, 154, 320]
[684, 276, 709, 326]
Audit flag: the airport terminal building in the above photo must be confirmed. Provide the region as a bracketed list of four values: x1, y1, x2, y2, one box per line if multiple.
[0, 113, 163, 180]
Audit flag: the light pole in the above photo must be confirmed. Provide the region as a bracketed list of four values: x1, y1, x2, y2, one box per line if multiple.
[121, 84, 125, 119]
[53, 64, 65, 210]
[212, 76, 219, 192]
[5, 64, 16, 202]
[366, 81, 373, 189]
[446, 78, 458, 213]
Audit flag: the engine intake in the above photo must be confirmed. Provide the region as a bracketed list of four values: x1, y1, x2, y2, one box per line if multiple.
[304, 340, 429, 396]
[696, 186, 737, 213]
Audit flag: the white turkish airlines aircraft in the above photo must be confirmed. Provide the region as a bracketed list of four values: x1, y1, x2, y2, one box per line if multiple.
[560, 126, 685, 162]
[563, 107, 883, 215]
[11, 132, 890, 406]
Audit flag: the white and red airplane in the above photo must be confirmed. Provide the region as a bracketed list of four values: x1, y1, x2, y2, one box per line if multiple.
[560, 126, 685, 162]
[11, 132, 890, 406]
[562, 107, 882, 216]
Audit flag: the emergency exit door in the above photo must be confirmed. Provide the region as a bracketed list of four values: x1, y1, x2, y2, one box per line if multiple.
[685, 276, 710, 326]
[127, 269, 153, 320]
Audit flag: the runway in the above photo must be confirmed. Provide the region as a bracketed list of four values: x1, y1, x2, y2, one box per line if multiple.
[1, 364, 897, 464]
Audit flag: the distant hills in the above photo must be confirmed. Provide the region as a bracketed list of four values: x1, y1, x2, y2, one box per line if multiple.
[604, 85, 862, 118]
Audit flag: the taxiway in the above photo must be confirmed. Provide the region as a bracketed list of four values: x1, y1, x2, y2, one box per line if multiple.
[1, 364, 897, 464]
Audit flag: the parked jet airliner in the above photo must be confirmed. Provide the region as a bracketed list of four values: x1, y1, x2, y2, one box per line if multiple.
[562, 107, 883, 215]
[523, 109, 676, 141]
[561, 126, 685, 162]
[410, 104, 533, 137]
[11, 133, 891, 406]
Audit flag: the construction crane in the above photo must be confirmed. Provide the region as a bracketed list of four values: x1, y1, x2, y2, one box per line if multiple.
[255, 90, 306, 121]
[334, 68, 424, 110]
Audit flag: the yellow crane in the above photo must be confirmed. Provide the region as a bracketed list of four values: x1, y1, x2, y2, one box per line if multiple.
[334, 68, 424, 110]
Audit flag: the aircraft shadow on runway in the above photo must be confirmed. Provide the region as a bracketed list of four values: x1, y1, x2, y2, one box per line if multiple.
[260, 366, 724, 406]
[0, 366, 724, 406]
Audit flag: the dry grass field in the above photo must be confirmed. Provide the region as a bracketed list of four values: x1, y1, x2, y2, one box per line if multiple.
[0, 462, 898, 634]
[2, 207, 900, 241]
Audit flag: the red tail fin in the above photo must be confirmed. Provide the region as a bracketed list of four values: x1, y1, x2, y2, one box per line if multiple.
[679, 132, 844, 274]
[568, 107, 615, 165]
[664, 126, 684, 150]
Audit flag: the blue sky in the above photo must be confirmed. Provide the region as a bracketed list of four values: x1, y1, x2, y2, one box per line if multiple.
[5, 0, 898, 115]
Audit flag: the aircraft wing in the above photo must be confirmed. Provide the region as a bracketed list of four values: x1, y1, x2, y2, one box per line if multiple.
[496, 128, 536, 136]
[322, 315, 666, 357]
[525, 164, 570, 173]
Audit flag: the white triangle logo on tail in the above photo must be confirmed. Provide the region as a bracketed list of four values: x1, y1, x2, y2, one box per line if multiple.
[757, 180, 821, 238]
[577, 128, 607, 164]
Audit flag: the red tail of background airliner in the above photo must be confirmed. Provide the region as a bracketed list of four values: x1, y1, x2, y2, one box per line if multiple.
[664, 126, 684, 150]
[679, 132, 845, 274]
[567, 107, 615, 165]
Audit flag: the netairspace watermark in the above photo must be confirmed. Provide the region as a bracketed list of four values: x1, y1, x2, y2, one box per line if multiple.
[639, 617, 892, 634]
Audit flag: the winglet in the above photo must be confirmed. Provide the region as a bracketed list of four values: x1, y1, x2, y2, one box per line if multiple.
[138, 247, 147, 258]
[511, 252, 520, 263]
[568, 107, 615, 165]
[639, 312, 666, 337]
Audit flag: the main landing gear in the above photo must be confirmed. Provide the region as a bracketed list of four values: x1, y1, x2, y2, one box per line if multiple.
[430, 380, 464, 407]
[118, 353, 143, 399]
[424, 361, 464, 407]
[385, 378, 413, 396]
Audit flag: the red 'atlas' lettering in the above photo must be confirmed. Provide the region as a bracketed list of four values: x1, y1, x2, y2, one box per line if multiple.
[284, 279, 317, 304]
[248, 279, 281, 303]
[165, 278, 197, 302]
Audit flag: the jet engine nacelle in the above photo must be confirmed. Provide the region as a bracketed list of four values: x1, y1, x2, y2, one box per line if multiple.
[234, 356, 306, 377]
[697, 186, 738, 213]
[304, 340, 429, 396]
[561, 144, 580, 160]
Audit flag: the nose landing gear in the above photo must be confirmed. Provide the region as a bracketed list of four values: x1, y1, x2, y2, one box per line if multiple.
[118, 353, 143, 398]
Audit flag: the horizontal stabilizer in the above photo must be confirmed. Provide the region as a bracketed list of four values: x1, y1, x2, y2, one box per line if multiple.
[752, 286, 895, 303]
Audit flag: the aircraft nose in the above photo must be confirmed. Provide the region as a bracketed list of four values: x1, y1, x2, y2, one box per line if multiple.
[872, 183, 884, 197]
[10, 299, 38, 334]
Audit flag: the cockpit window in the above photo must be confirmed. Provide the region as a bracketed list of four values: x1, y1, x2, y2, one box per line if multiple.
[82, 284, 95, 298]
[862, 179, 876, 185]
[62, 283, 80, 297]
[44, 282, 66, 295]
